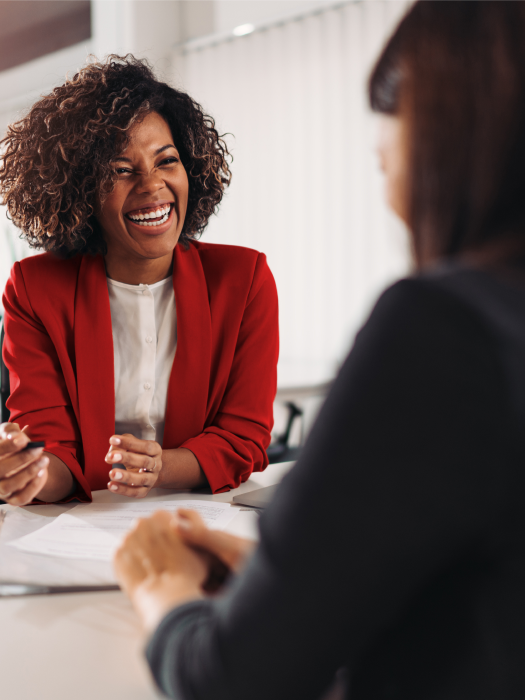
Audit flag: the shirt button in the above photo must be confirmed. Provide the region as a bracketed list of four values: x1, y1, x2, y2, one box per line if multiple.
[144, 382, 151, 390]
[145, 335, 153, 343]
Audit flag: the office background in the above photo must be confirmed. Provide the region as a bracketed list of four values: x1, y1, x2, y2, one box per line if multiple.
[0, 0, 410, 437]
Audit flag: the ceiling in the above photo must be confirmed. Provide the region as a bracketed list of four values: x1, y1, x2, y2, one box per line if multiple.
[0, 1, 91, 72]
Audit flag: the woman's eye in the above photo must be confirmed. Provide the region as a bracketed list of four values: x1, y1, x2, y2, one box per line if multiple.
[115, 167, 133, 175]
[159, 157, 179, 167]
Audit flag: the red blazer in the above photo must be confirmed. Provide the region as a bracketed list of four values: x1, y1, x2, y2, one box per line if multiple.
[2, 242, 279, 499]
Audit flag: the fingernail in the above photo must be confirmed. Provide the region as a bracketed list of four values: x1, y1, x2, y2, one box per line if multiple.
[109, 484, 118, 491]
[112, 453, 122, 462]
[177, 518, 191, 530]
[37, 457, 49, 467]
[13, 435, 26, 447]
[110, 437, 121, 446]
[112, 470, 123, 480]
[37, 469, 46, 477]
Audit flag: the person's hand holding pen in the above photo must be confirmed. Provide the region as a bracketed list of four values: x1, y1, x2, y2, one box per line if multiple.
[0, 423, 49, 505]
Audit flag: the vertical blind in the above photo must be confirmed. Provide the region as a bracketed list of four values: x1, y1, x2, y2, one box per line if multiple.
[176, 0, 411, 388]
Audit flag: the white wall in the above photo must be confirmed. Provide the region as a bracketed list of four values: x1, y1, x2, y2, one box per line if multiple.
[177, 0, 411, 388]
[91, 0, 181, 77]
[180, 1, 215, 41]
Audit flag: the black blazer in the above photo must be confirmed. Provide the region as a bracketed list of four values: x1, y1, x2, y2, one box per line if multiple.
[146, 261, 525, 700]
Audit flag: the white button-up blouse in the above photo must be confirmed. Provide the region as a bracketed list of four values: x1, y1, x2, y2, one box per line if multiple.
[107, 275, 177, 446]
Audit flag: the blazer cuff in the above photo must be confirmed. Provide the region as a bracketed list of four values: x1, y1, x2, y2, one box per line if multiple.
[179, 437, 247, 494]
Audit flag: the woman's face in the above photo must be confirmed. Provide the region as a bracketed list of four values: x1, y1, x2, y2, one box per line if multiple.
[376, 114, 408, 225]
[96, 111, 189, 261]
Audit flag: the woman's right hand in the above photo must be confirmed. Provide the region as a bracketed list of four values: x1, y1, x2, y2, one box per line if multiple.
[173, 508, 256, 591]
[0, 423, 49, 505]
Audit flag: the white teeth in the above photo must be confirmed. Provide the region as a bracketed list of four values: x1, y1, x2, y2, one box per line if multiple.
[128, 205, 171, 225]
[130, 209, 170, 227]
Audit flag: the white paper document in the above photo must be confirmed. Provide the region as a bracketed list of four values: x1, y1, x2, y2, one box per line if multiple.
[7, 500, 237, 562]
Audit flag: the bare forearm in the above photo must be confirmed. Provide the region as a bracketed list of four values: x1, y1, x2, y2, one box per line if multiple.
[157, 448, 207, 489]
[37, 453, 75, 502]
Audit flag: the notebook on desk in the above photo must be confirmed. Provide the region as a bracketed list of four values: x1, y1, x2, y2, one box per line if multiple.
[231, 484, 279, 510]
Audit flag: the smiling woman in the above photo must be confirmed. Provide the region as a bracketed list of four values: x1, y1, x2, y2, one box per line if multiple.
[0, 56, 278, 505]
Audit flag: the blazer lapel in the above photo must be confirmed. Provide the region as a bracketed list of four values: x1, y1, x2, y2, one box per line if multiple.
[163, 243, 212, 448]
[74, 254, 115, 490]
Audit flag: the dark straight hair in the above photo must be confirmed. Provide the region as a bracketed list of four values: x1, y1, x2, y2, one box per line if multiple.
[369, 1, 525, 267]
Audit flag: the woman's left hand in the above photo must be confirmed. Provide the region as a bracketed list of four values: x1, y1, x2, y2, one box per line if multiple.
[114, 510, 206, 632]
[106, 434, 162, 498]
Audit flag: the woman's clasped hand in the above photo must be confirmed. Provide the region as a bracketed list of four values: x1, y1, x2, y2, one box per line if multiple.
[0, 423, 49, 505]
[114, 508, 255, 632]
[106, 434, 163, 498]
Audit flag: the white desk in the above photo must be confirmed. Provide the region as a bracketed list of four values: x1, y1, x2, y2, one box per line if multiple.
[0, 461, 293, 700]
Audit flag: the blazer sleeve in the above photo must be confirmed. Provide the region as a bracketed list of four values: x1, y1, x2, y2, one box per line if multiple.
[180, 254, 279, 493]
[2, 263, 91, 502]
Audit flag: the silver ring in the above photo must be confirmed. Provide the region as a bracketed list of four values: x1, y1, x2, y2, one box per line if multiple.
[139, 460, 155, 474]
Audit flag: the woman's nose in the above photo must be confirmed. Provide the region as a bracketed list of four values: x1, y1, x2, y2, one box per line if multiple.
[135, 170, 165, 194]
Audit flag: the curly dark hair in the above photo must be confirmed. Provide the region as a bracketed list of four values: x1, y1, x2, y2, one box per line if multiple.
[0, 55, 231, 255]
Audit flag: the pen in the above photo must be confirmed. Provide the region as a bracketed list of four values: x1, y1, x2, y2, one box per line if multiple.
[0, 583, 120, 597]
[0, 510, 6, 536]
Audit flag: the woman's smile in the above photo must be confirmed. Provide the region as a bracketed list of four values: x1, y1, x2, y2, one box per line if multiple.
[125, 201, 175, 235]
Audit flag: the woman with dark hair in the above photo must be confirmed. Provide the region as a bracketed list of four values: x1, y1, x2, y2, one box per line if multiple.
[114, 3, 525, 699]
[0, 56, 278, 504]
